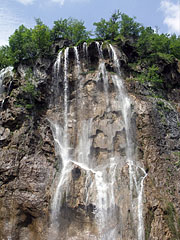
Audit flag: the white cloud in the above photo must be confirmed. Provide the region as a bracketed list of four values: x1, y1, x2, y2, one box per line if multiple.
[51, 0, 64, 5]
[16, 0, 35, 5]
[70, 0, 89, 2]
[160, 0, 180, 34]
[0, 5, 25, 46]
[50, 0, 89, 6]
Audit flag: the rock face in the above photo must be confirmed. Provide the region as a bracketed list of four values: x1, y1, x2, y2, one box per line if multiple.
[0, 41, 180, 240]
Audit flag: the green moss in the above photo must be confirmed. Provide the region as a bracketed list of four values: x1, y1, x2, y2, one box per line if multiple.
[80, 72, 87, 76]
[15, 69, 40, 111]
[134, 64, 163, 86]
[25, 103, 34, 110]
[86, 38, 101, 46]
[61, 191, 67, 206]
[145, 208, 154, 240]
[157, 100, 172, 112]
[88, 67, 96, 72]
[178, 218, 180, 236]
[102, 40, 111, 49]
[156, 52, 175, 63]
[173, 152, 180, 168]
[164, 202, 180, 239]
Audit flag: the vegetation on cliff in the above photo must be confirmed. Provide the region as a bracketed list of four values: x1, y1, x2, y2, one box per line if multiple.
[0, 10, 180, 240]
[0, 10, 179, 89]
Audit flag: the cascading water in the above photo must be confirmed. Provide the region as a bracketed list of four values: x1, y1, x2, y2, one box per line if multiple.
[49, 47, 72, 240]
[0, 66, 13, 108]
[110, 44, 147, 240]
[83, 42, 88, 58]
[49, 42, 147, 240]
[0, 66, 13, 95]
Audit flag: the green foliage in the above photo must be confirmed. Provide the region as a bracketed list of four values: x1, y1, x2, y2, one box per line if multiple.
[146, 65, 162, 83]
[169, 34, 180, 59]
[119, 13, 142, 39]
[22, 80, 38, 99]
[0, 10, 180, 72]
[8, 19, 52, 65]
[9, 25, 35, 63]
[32, 18, 52, 56]
[51, 18, 91, 44]
[136, 65, 162, 85]
[136, 27, 179, 63]
[164, 202, 180, 239]
[156, 52, 174, 63]
[136, 27, 154, 57]
[16, 69, 39, 111]
[93, 10, 121, 40]
[145, 207, 154, 240]
[173, 152, 180, 168]
[93, 18, 109, 40]
[93, 10, 142, 41]
[0, 46, 13, 70]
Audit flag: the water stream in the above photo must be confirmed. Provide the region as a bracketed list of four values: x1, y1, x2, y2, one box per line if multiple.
[49, 42, 147, 240]
[0, 66, 13, 94]
[0, 66, 13, 109]
[49, 47, 72, 239]
[110, 44, 147, 240]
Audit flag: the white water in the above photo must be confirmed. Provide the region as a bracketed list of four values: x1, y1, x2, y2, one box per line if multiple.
[74, 46, 81, 74]
[110, 44, 147, 240]
[53, 50, 62, 80]
[96, 42, 109, 108]
[74, 117, 118, 239]
[0, 66, 13, 95]
[83, 42, 88, 58]
[49, 48, 71, 239]
[50, 43, 147, 240]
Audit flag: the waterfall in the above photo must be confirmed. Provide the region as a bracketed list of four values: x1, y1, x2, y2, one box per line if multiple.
[0, 66, 13, 109]
[110, 44, 147, 240]
[0, 66, 13, 95]
[96, 42, 109, 108]
[83, 42, 88, 59]
[49, 47, 72, 239]
[49, 43, 147, 240]
[74, 46, 81, 88]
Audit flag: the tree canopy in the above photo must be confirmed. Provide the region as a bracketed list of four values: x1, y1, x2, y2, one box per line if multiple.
[93, 11, 142, 41]
[0, 12, 180, 70]
[51, 18, 91, 43]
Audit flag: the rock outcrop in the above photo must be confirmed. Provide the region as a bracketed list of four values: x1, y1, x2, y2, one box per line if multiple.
[0, 41, 180, 240]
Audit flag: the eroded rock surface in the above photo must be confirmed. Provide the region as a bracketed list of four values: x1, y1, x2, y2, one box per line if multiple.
[0, 42, 180, 240]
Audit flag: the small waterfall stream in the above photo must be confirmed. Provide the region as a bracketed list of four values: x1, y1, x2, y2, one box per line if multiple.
[0, 66, 14, 108]
[49, 47, 72, 239]
[109, 44, 147, 240]
[49, 42, 147, 240]
[0, 66, 13, 94]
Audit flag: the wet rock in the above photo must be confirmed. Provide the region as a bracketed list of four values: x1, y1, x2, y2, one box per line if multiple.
[0, 127, 10, 141]
[0, 41, 180, 240]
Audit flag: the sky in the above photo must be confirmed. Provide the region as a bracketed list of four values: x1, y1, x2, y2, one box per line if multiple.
[0, 0, 180, 46]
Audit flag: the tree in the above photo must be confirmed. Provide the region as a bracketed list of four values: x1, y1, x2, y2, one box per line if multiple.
[136, 27, 178, 62]
[0, 46, 13, 70]
[119, 13, 142, 40]
[32, 18, 52, 56]
[169, 34, 180, 59]
[9, 25, 35, 63]
[93, 10, 121, 40]
[136, 27, 155, 57]
[93, 11, 142, 41]
[93, 18, 108, 39]
[51, 18, 91, 44]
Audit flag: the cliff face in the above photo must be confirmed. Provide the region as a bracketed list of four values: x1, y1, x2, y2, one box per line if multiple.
[0, 41, 180, 240]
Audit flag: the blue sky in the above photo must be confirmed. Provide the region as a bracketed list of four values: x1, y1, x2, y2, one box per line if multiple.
[0, 0, 179, 46]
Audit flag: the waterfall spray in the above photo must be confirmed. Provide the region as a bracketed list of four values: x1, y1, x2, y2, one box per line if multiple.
[49, 43, 147, 240]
